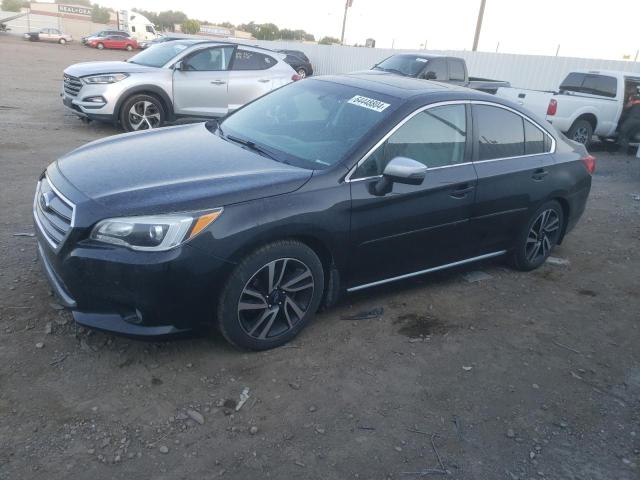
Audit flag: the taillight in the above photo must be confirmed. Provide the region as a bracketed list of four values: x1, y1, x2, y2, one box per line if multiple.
[581, 154, 596, 174]
[547, 99, 557, 116]
[291, 74, 301, 82]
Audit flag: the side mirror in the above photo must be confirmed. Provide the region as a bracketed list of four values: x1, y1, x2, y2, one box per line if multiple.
[371, 157, 428, 196]
[424, 71, 437, 80]
[173, 60, 184, 71]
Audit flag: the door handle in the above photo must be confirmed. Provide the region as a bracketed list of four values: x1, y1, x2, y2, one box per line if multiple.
[258, 78, 271, 83]
[210, 80, 226, 85]
[450, 183, 474, 199]
[532, 168, 548, 180]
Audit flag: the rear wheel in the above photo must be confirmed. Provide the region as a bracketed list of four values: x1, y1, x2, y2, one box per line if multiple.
[511, 200, 564, 271]
[126, 44, 133, 51]
[567, 119, 593, 148]
[216, 241, 324, 350]
[97, 42, 104, 50]
[119, 94, 165, 132]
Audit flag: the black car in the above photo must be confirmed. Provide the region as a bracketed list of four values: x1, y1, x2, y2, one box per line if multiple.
[277, 49, 313, 78]
[34, 74, 593, 350]
[82, 30, 130, 45]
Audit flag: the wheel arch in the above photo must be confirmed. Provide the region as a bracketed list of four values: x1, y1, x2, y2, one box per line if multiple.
[572, 112, 597, 132]
[114, 85, 175, 123]
[552, 196, 571, 245]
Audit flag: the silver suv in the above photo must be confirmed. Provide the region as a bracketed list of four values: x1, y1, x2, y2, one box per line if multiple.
[62, 40, 298, 131]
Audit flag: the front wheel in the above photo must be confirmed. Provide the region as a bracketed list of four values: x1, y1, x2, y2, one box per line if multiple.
[511, 200, 564, 271]
[59, 38, 66, 45]
[126, 44, 133, 51]
[567, 119, 593, 148]
[96, 42, 104, 50]
[119, 94, 165, 132]
[297, 68, 307, 79]
[217, 241, 325, 350]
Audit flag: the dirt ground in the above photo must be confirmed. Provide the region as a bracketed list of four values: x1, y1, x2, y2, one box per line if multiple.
[0, 35, 639, 480]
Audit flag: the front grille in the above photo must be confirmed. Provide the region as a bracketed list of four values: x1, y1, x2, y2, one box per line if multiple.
[34, 177, 75, 250]
[63, 74, 82, 97]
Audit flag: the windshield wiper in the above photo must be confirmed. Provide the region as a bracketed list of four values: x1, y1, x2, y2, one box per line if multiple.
[226, 134, 278, 161]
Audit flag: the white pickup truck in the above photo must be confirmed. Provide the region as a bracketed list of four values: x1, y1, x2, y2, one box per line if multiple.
[496, 70, 640, 148]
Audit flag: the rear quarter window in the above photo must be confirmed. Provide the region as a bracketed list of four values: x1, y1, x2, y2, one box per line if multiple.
[233, 50, 276, 71]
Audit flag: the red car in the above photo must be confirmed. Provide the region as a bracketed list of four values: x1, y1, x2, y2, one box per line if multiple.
[88, 34, 138, 51]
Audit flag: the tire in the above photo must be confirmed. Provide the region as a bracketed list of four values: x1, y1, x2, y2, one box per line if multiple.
[126, 44, 133, 51]
[119, 94, 165, 132]
[97, 42, 104, 50]
[511, 200, 564, 271]
[59, 38, 66, 45]
[297, 68, 307, 79]
[567, 119, 593, 148]
[216, 240, 325, 350]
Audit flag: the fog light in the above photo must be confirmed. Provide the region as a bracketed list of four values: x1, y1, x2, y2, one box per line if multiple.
[83, 96, 106, 104]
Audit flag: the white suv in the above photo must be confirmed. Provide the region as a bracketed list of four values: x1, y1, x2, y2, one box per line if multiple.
[62, 40, 299, 131]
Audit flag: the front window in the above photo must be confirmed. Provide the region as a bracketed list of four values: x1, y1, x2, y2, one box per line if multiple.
[353, 104, 467, 178]
[220, 79, 401, 170]
[146, 25, 155, 34]
[184, 46, 233, 71]
[127, 41, 195, 67]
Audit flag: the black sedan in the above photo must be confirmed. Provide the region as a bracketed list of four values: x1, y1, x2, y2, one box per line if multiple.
[277, 49, 313, 78]
[34, 74, 593, 350]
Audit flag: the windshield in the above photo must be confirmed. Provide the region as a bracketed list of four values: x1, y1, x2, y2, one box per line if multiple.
[374, 55, 431, 77]
[220, 79, 400, 170]
[128, 41, 194, 67]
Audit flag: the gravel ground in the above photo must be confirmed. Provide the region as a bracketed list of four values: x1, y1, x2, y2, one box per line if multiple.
[1, 35, 639, 480]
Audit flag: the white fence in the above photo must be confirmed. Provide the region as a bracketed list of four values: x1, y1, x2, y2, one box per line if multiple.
[251, 39, 640, 91]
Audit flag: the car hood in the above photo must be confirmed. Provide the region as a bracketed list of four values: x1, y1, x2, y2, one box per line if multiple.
[50, 123, 313, 219]
[64, 61, 158, 77]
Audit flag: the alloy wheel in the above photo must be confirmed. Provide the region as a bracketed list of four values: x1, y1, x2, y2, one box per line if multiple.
[572, 126, 589, 145]
[525, 209, 560, 263]
[297, 68, 307, 78]
[238, 258, 314, 340]
[128, 101, 161, 130]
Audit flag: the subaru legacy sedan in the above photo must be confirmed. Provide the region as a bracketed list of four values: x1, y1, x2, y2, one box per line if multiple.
[35, 74, 593, 350]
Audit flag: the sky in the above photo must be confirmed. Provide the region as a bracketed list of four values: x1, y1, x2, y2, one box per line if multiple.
[90, 0, 637, 60]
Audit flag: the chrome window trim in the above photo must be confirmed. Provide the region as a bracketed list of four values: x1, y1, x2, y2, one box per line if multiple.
[344, 99, 556, 183]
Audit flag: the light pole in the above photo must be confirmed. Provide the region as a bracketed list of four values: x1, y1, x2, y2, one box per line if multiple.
[472, 0, 486, 51]
[340, 0, 353, 45]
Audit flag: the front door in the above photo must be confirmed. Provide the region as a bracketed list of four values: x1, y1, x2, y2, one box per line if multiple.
[348, 103, 477, 288]
[173, 46, 234, 117]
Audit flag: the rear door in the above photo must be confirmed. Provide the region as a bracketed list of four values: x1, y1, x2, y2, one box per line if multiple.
[348, 103, 477, 288]
[469, 103, 554, 254]
[110, 35, 126, 48]
[40, 29, 52, 42]
[172, 45, 234, 117]
[227, 49, 279, 112]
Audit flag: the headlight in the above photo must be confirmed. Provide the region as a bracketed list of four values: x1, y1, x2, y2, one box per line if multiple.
[90, 210, 223, 251]
[82, 73, 129, 84]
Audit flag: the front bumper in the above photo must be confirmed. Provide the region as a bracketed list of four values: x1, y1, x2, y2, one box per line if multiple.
[35, 223, 235, 338]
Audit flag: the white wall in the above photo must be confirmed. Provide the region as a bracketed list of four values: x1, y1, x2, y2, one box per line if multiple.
[251, 39, 640, 91]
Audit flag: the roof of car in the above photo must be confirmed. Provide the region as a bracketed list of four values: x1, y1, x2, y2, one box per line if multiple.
[319, 72, 467, 98]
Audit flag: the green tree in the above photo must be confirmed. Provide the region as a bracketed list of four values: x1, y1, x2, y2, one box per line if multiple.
[2, 0, 25, 11]
[180, 19, 200, 35]
[156, 10, 187, 32]
[91, 3, 110, 24]
[319, 36, 340, 45]
[254, 22, 278, 40]
[218, 21, 235, 29]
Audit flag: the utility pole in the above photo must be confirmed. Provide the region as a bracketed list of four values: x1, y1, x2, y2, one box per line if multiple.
[472, 0, 486, 51]
[635, 49, 639, 62]
[556, 44, 560, 56]
[340, 0, 353, 45]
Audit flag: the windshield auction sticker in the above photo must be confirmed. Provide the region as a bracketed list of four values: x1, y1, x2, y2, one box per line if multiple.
[347, 95, 390, 113]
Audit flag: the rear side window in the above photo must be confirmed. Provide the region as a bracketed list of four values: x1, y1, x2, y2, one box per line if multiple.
[475, 105, 525, 160]
[449, 60, 465, 81]
[524, 120, 545, 155]
[582, 75, 617, 97]
[233, 50, 276, 71]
